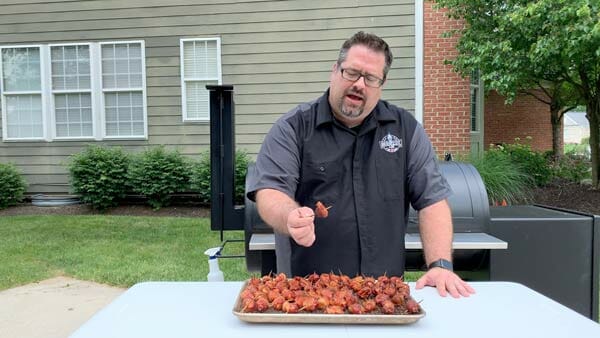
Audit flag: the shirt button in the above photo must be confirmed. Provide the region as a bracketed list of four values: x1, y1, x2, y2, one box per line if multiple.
[319, 166, 325, 172]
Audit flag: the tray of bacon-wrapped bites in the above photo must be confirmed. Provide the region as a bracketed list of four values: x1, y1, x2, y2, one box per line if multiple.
[232, 272, 424, 324]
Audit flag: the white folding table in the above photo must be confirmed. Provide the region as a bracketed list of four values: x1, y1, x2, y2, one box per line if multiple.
[70, 281, 600, 338]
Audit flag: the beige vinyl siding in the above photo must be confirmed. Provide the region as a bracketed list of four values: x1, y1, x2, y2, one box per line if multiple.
[0, 0, 415, 194]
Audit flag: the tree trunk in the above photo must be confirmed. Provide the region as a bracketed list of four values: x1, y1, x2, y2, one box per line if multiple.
[587, 98, 600, 188]
[550, 103, 563, 160]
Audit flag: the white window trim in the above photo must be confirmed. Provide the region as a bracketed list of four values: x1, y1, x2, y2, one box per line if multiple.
[0, 44, 47, 141]
[0, 40, 147, 142]
[180, 37, 222, 123]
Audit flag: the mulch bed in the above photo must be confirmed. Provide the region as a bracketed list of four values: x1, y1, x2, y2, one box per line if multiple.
[530, 179, 600, 215]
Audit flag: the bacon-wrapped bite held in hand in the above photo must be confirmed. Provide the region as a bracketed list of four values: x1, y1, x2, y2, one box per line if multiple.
[314, 201, 332, 218]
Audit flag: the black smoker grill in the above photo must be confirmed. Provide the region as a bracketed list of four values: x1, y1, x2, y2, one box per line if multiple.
[208, 85, 599, 321]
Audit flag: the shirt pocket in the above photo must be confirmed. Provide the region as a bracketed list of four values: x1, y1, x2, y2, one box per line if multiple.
[299, 159, 342, 206]
[375, 153, 405, 200]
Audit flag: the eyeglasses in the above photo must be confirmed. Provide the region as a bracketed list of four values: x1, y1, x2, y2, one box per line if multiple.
[339, 67, 385, 88]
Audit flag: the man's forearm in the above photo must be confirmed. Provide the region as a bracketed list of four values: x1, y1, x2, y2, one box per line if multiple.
[418, 199, 453, 264]
[255, 189, 300, 235]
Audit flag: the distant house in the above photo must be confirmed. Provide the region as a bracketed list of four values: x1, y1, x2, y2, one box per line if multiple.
[564, 112, 590, 144]
[0, 0, 552, 195]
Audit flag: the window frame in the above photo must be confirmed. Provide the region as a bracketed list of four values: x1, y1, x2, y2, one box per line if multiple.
[0, 40, 147, 142]
[180, 37, 222, 123]
[0, 44, 48, 141]
[99, 40, 148, 140]
[48, 42, 95, 141]
[470, 70, 483, 133]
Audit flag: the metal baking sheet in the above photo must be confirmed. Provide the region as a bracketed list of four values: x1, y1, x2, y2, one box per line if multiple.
[232, 280, 425, 325]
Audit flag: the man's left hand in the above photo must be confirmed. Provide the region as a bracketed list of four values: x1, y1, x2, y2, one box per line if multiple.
[415, 268, 475, 298]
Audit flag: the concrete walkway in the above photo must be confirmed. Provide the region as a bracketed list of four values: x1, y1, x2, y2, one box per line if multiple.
[0, 277, 125, 338]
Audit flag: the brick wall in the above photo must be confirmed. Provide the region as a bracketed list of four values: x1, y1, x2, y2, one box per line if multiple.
[484, 90, 558, 151]
[423, 2, 471, 156]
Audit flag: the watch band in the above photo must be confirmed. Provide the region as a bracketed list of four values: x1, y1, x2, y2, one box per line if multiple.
[428, 258, 453, 271]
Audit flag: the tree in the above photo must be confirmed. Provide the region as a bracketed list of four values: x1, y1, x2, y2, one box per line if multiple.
[433, 0, 600, 186]
[531, 81, 581, 159]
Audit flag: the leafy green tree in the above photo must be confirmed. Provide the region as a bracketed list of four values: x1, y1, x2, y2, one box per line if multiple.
[433, 0, 599, 186]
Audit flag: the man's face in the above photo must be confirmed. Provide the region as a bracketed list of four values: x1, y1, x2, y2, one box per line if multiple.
[328, 44, 386, 127]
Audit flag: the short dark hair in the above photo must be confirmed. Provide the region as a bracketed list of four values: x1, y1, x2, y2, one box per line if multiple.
[336, 31, 393, 79]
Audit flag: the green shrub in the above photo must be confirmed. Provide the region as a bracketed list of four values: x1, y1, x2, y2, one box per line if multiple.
[0, 163, 27, 209]
[551, 153, 591, 182]
[468, 148, 533, 205]
[234, 150, 250, 204]
[496, 138, 553, 187]
[68, 145, 130, 211]
[190, 150, 250, 206]
[190, 152, 211, 205]
[128, 146, 191, 209]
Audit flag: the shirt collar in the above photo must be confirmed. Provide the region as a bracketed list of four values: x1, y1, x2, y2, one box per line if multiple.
[316, 89, 334, 128]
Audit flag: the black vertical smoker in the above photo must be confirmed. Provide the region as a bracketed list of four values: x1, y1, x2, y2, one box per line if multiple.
[207, 85, 244, 254]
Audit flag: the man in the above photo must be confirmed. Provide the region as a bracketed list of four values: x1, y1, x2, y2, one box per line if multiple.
[247, 31, 474, 298]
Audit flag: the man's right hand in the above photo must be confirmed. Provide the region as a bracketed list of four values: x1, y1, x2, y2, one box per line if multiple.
[287, 207, 316, 247]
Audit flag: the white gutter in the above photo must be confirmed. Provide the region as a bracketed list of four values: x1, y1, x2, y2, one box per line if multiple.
[415, 0, 424, 124]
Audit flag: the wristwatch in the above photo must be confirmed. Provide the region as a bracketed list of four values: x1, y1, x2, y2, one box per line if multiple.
[428, 258, 453, 271]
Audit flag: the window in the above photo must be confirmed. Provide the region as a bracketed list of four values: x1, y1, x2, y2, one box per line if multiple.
[0, 41, 146, 141]
[101, 42, 145, 137]
[51, 44, 93, 138]
[470, 70, 481, 132]
[180, 38, 221, 122]
[1, 46, 44, 139]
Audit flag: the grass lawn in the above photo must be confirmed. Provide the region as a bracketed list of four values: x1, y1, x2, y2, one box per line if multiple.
[0, 215, 251, 290]
[0, 214, 428, 292]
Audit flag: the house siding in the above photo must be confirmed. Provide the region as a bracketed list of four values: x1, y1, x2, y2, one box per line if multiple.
[0, 0, 416, 194]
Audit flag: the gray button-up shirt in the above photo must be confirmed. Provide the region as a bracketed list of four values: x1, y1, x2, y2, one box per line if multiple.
[247, 90, 451, 277]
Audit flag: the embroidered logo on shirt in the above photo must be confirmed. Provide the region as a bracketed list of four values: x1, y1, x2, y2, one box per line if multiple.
[379, 133, 403, 153]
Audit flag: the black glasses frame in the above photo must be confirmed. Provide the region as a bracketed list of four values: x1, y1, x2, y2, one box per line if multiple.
[339, 67, 384, 88]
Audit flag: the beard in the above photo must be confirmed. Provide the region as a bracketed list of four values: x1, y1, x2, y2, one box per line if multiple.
[337, 90, 365, 118]
[340, 102, 364, 118]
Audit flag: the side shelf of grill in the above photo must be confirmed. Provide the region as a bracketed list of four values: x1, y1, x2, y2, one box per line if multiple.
[249, 233, 507, 251]
[249, 232, 507, 275]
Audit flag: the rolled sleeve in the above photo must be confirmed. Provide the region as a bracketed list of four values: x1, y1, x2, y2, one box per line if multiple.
[407, 123, 452, 210]
[246, 116, 301, 201]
